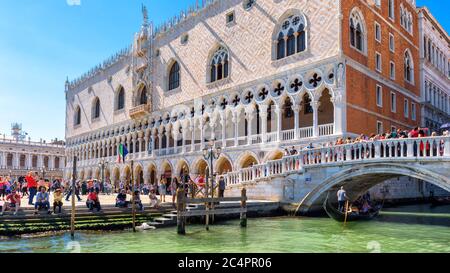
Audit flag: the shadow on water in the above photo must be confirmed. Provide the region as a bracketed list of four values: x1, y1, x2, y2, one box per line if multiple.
[376, 204, 450, 227]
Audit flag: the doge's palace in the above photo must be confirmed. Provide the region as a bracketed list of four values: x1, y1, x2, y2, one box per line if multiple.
[65, 0, 346, 188]
[65, 0, 423, 193]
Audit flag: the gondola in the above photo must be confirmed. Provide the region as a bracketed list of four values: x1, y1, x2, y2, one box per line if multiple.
[323, 195, 381, 222]
[430, 197, 450, 207]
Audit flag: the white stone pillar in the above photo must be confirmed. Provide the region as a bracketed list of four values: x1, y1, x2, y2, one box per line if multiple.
[275, 105, 282, 142]
[247, 111, 254, 145]
[260, 105, 268, 144]
[221, 113, 226, 148]
[190, 124, 195, 152]
[233, 111, 239, 147]
[293, 105, 300, 140]
[199, 120, 204, 149]
[332, 92, 345, 136]
[312, 101, 320, 137]
[182, 126, 187, 153]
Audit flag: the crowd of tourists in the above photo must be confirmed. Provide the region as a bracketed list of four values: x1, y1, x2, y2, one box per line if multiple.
[284, 127, 449, 156]
[0, 170, 228, 216]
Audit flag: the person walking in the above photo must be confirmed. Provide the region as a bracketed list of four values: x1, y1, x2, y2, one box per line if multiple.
[65, 181, 82, 202]
[171, 177, 179, 206]
[337, 186, 348, 212]
[218, 176, 226, 198]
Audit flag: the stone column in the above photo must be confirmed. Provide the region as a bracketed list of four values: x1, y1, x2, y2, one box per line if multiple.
[260, 104, 268, 143]
[158, 131, 163, 151]
[312, 101, 320, 138]
[221, 113, 226, 148]
[332, 91, 344, 135]
[199, 119, 204, 149]
[275, 105, 282, 143]
[233, 111, 239, 147]
[247, 110, 254, 145]
[293, 105, 300, 140]
[182, 126, 187, 153]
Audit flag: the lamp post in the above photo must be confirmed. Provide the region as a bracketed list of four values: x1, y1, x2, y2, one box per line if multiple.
[41, 166, 46, 181]
[98, 160, 109, 185]
[202, 140, 221, 230]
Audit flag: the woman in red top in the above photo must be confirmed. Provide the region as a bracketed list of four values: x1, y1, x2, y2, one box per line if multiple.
[86, 189, 101, 211]
[26, 172, 38, 205]
[0, 190, 21, 216]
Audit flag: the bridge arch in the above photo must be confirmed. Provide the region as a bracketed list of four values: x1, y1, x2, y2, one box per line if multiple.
[299, 163, 450, 213]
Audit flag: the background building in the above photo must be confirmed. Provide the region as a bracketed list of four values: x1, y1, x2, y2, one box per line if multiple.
[0, 124, 65, 180]
[418, 7, 450, 133]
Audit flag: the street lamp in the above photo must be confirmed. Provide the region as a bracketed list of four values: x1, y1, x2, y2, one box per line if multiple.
[98, 160, 109, 184]
[40, 166, 46, 181]
[202, 140, 221, 200]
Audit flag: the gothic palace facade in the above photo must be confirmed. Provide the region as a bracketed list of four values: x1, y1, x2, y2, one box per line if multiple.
[65, 0, 437, 188]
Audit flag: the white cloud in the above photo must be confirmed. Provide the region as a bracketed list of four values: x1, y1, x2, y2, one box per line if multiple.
[67, 0, 81, 6]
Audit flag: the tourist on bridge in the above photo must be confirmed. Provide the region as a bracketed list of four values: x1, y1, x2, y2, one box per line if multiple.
[115, 190, 129, 208]
[25, 172, 38, 205]
[0, 190, 21, 216]
[86, 189, 101, 212]
[34, 187, 51, 215]
[53, 188, 63, 214]
[290, 146, 298, 155]
[337, 186, 348, 213]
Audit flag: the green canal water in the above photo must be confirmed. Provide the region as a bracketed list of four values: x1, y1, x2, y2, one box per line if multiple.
[0, 204, 449, 253]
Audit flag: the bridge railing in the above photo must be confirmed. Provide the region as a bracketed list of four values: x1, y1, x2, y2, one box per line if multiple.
[224, 136, 450, 186]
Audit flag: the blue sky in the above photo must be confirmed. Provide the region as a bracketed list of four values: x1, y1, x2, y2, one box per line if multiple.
[0, 0, 448, 142]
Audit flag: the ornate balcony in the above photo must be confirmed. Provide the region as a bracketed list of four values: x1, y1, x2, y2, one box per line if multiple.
[129, 104, 150, 120]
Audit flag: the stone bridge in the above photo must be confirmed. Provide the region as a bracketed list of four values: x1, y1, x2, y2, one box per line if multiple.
[224, 136, 450, 214]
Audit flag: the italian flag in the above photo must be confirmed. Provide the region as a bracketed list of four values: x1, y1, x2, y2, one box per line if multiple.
[117, 143, 129, 163]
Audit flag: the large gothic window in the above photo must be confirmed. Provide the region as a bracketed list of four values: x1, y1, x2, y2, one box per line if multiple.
[138, 86, 148, 105]
[404, 50, 414, 83]
[168, 61, 180, 90]
[92, 97, 100, 120]
[210, 47, 229, 83]
[117, 86, 125, 110]
[349, 10, 365, 53]
[276, 14, 307, 60]
[74, 106, 81, 126]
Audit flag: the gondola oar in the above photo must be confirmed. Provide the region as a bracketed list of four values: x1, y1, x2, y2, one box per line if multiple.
[344, 200, 349, 226]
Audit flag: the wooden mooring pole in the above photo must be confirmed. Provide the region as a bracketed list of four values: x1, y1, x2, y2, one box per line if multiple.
[131, 160, 136, 232]
[70, 156, 77, 239]
[176, 188, 186, 235]
[240, 188, 247, 228]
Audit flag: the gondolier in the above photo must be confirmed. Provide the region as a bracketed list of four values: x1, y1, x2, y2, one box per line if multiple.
[337, 186, 348, 212]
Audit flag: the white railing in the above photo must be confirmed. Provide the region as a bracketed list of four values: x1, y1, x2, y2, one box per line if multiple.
[251, 134, 262, 145]
[319, 123, 334, 136]
[266, 131, 278, 143]
[297, 126, 313, 139]
[0, 138, 65, 148]
[224, 136, 450, 186]
[282, 129, 295, 141]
